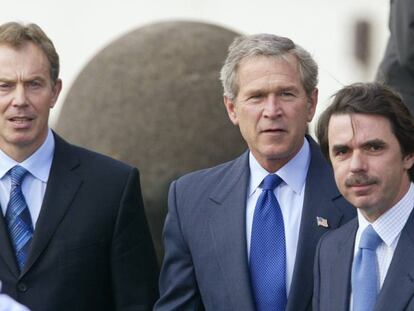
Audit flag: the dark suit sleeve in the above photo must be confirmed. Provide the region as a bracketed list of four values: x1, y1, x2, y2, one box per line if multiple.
[392, 0, 414, 72]
[154, 180, 204, 311]
[312, 234, 325, 311]
[111, 168, 159, 311]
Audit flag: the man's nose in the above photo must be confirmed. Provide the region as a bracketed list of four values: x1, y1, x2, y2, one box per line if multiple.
[349, 151, 367, 173]
[12, 85, 28, 107]
[263, 94, 281, 118]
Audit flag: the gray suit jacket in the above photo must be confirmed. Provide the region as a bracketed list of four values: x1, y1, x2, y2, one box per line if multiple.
[155, 136, 355, 311]
[313, 210, 414, 311]
[376, 0, 414, 114]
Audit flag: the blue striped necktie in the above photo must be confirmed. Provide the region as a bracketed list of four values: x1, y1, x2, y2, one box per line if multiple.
[5, 166, 34, 271]
[352, 225, 382, 311]
[250, 174, 286, 311]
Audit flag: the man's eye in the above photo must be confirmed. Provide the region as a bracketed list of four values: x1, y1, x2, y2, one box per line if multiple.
[27, 81, 42, 89]
[246, 94, 263, 103]
[0, 83, 12, 90]
[248, 94, 262, 100]
[333, 148, 348, 156]
[368, 145, 383, 152]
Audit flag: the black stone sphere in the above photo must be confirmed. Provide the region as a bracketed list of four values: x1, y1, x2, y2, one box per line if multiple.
[55, 21, 246, 261]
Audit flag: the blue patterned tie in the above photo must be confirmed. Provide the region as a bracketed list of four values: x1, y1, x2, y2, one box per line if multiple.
[352, 225, 382, 311]
[5, 166, 34, 271]
[250, 174, 286, 311]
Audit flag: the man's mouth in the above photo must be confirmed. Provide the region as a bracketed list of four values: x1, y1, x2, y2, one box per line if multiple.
[9, 116, 33, 122]
[262, 128, 286, 133]
[8, 116, 34, 128]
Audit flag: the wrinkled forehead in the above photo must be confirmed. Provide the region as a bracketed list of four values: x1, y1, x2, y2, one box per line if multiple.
[0, 42, 50, 79]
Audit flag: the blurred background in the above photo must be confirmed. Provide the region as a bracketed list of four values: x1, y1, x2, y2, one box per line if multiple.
[0, 0, 391, 259]
[1, 0, 389, 128]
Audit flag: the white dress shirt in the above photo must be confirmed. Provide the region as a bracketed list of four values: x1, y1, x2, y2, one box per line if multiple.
[0, 294, 30, 311]
[246, 138, 311, 296]
[350, 182, 414, 309]
[0, 129, 55, 228]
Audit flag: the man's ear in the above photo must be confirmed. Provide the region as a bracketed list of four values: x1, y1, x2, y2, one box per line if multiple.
[403, 152, 414, 171]
[50, 79, 62, 108]
[306, 88, 318, 122]
[223, 96, 239, 126]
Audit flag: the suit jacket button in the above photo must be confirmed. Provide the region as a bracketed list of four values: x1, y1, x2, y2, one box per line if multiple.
[17, 283, 28, 292]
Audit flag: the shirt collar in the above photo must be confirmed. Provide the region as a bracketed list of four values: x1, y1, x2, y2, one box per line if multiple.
[0, 129, 55, 182]
[357, 182, 414, 247]
[248, 138, 311, 197]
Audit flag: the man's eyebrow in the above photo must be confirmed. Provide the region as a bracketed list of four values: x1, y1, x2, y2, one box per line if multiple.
[279, 86, 299, 92]
[0, 77, 16, 83]
[0, 76, 48, 84]
[331, 144, 348, 153]
[24, 75, 47, 81]
[361, 139, 386, 148]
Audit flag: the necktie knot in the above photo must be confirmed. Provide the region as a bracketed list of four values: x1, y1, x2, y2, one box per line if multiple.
[359, 225, 382, 251]
[262, 174, 283, 191]
[10, 166, 28, 187]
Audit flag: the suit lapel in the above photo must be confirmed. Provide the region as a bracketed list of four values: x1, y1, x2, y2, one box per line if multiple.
[208, 151, 256, 311]
[21, 133, 83, 276]
[0, 213, 20, 277]
[329, 220, 357, 311]
[376, 210, 414, 311]
[287, 137, 347, 311]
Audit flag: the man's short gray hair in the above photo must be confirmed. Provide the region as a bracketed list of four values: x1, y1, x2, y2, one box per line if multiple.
[220, 33, 318, 101]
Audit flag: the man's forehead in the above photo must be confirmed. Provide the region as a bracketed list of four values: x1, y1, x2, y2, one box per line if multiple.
[0, 41, 33, 52]
[0, 42, 50, 77]
[328, 113, 393, 144]
[0, 41, 46, 58]
[238, 53, 298, 71]
[237, 55, 301, 87]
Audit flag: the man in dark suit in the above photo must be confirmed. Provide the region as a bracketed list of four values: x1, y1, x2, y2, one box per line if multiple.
[0, 22, 159, 310]
[376, 0, 414, 114]
[314, 82, 414, 311]
[155, 34, 355, 311]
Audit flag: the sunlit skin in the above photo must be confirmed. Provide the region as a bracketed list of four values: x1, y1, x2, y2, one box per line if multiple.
[0, 42, 62, 162]
[224, 55, 318, 172]
[328, 113, 414, 222]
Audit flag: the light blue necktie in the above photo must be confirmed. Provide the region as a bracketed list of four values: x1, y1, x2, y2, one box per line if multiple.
[352, 225, 382, 311]
[5, 166, 34, 271]
[250, 174, 286, 311]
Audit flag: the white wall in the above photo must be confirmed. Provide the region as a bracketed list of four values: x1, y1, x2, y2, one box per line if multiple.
[0, 0, 390, 131]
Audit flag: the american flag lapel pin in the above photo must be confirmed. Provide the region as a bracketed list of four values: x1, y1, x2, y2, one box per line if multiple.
[316, 216, 329, 228]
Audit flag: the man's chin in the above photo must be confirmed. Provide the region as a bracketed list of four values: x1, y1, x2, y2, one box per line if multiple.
[262, 147, 298, 162]
[351, 198, 377, 213]
[5, 133, 40, 149]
